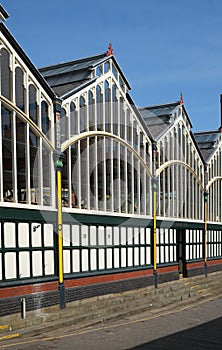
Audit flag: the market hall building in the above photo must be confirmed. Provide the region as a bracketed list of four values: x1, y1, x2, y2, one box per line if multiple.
[0, 4, 222, 316]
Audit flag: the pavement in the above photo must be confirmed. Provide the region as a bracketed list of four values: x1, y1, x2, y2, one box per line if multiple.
[1, 271, 222, 343]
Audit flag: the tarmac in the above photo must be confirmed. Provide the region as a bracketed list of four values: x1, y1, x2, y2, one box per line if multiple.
[1, 271, 222, 343]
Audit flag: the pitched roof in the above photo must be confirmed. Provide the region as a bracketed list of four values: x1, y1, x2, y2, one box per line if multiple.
[39, 52, 131, 99]
[194, 130, 222, 162]
[0, 23, 55, 99]
[39, 53, 107, 98]
[139, 102, 183, 139]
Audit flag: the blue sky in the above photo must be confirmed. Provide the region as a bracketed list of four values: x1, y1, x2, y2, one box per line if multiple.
[1, 0, 222, 132]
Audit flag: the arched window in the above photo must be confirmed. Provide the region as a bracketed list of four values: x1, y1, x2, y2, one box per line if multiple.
[15, 67, 25, 111]
[1, 48, 11, 100]
[16, 117, 27, 203]
[29, 84, 38, 125]
[96, 85, 103, 130]
[80, 96, 86, 132]
[104, 61, 110, 73]
[88, 91, 95, 129]
[70, 102, 76, 136]
[41, 101, 50, 136]
[112, 84, 118, 135]
[60, 108, 67, 144]
[2, 106, 13, 202]
[105, 80, 111, 132]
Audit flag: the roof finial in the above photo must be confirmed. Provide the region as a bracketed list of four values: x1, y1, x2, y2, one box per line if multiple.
[180, 92, 184, 105]
[106, 42, 114, 56]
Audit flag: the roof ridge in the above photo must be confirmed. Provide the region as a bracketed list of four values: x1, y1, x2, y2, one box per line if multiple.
[139, 101, 180, 110]
[39, 53, 106, 71]
[194, 130, 220, 135]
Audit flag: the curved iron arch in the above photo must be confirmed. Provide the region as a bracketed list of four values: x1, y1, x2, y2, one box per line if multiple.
[0, 95, 55, 151]
[206, 176, 222, 191]
[156, 160, 204, 191]
[61, 130, 152, 178]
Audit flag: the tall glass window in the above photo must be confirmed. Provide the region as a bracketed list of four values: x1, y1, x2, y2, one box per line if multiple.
[16, 118, 27, 203]
[29, 130, 39, 204]
[2, 106, 13, 202]
[70, 102, 76, 136]
[42, 144, 51, 206]
[1, 48, 11, 100]
[15, 67, 25, 111]
[88, 91, 95, 130]
[80, 96, 87, 132]
[60, 108, 67, 144]
[96, 85, 103, 130]
[105, 80, 111, 132]
[41, 101, 50, 136]
[29, 84, 38, 125]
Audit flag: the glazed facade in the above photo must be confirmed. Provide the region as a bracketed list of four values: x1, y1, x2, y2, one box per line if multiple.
[0, 6, 222, 316]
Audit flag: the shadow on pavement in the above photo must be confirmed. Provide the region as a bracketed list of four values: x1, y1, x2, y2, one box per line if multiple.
[127, 316, 222, 349]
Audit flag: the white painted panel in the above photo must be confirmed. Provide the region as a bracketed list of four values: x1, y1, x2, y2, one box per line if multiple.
[72, 250, 80, 272]
[134, 228, 139, 244]
[146, 228, 151, 245]
[106, 248, 112, 269]
[140, 228, 145, 244]
[156, 228, 160, 244]
[82, 249, 89, 271]
[169, 229, 174, 243]
[160, 246, 165, 263]
[173, 229, 176, 243]
[170, 246, 174, 262]
[134, 247, 139, 266]
[98, 226, 105, 245]
[63, 250, 70, 273]
[190, 230, 193, 243]
[113, 227, 119, 245]
[18, 223, 29, 247]
[174, 246, 177, 261]
[5, 252, 16, 279]
[81, 226, 88, 247]
[19, 252, 30, 278]
[165, 230, 169, 244]
[44, 224, 54, 247]
[114, 248, 119, 268]
[146, 247, 151, 264]
[128, 227, 133, 245]
[120, 227, 126, 245]
[140, 247, 145, 265]
[31, 223, 42, 247]
[164, 247, 169, 263]
[0, 253, 2, 280]
[186, 230, 190, 243]
[156, 247, 160, 264]
[121, 248, 126, 267]
[63, 224, 70, 246]
[98, 249, 105, 270]
[90, 249, 97, 270]
[127, 247, 133, 266]
[4, 223, 16, 247]
[160, 229, 164, 244]
[72, 225, 80, 246]
[190, 246, 193, 259]
[90, 226, 97, 246]
[196, 230, 200, 243]
[196, 244, 199, 259]
[44, 250, 54, 275]
[106, 227, 112, 245]
[32, 251, 43, 276]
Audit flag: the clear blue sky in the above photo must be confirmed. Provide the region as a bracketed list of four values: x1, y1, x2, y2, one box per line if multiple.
[1, 0, 222, 132]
